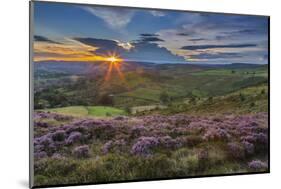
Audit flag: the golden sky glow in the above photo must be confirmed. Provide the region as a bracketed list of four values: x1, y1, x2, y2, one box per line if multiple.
[107, 57, 119, 63]
[33, 39, 123, 63]
[34, 38, 126, 83]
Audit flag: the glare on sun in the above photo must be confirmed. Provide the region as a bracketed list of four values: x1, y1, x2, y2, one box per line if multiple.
[103, 53, 124, 82]
[106, 56, 121, 63]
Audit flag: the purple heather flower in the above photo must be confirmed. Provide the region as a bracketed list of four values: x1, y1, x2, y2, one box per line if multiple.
[102, 140, 113, 154]
[37, 135, 53, 146]
[35, 121, 49, 128]
[255, 133, 268, 144]
[227, 142, 245, 159]
[131, 136, 159, 156]
[242, 141, 255, 155]
[102, 139, 127, 154]
[248, 160, 268, 170]
[72, 145, 90, 158]
[34, 144, 44, 152]
[203, 128, 230, 141]
[66, 131, 82, 145]
[34, 151, 48, 159]
[53, 114, 72, 121]
[198, 149, 209, 161]
[158, 136, 182, 148]
[51, 153, 64, 159]
[114, 116, 127, 120]
[130, 125, 146, 137]
[240, 135, 256, 143]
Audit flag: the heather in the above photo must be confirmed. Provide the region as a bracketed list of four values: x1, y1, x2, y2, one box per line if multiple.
[33, 111, 268, 186]
[32, 7, 269, 188]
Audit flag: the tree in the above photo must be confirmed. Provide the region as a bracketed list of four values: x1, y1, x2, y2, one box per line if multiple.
[159, 91, 170, 104]
[98, 94, 114, 106]
[189, 96, 197, 105]
[124, 105, 131, 115]
[239, 93, 245, 102]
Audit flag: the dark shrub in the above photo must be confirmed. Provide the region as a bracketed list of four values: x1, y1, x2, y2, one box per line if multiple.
[203, 128, 230, 141]
[35, 121, 49, 128]
[53, 114, 72, 121]
[98, 94, 114, 106]
[178, 135, 202, 147]
[51, 153, 65, 160]
[102, 139, 127, 154]
[51, 130, 66, 142]
[242, 141, 255, 155]
[114, 116, 127, 121]
[158, 136, 182, 149]
[239, 93, 245, 101]
[227, 142, 245, 159]
[159, 91, 170, 104]
[197, 149, 209, 170]
[34, 151, 48, 159]
[130, 125, 146, 138]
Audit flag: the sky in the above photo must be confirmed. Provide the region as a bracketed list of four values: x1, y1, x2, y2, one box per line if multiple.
[33, 2, 269, 64]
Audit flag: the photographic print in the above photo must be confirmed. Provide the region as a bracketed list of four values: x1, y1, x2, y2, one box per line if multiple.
[30, 1, 269, 188]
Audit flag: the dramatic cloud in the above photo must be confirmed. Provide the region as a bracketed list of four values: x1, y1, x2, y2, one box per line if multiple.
[140, 33, 160, 37]
[34, 35, 60, 44]
[181, 44, 257, 50]
[82, 6, 135, 30]
[189, 52, 242, 59]
[189, 38, 206, 42]
[136, 33, 165, 43]
[222, 29, 257, 35]
[156, 13, 268, 63]
[149, 10, 166, 17]
[140, 37, 164, 42]
[74, 37, 184, 63]
[124, 42, 185, 63]
[34, 3, 268, 64]
[74, 37, 122, 54]
[177, 33, 190, 36]
[33, 37, 110, 62]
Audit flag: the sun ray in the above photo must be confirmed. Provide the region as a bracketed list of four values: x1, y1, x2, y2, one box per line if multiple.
[113, 62, 125, 81]
[104, 62, 114, 81]
[100, 51, 130, 89]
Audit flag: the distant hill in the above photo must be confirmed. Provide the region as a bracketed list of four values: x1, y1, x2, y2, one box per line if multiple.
[189, 63, 267, 69]
[34, 61, 268, 76]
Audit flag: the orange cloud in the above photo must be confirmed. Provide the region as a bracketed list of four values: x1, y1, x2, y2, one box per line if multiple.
[33, 39, 113, 62]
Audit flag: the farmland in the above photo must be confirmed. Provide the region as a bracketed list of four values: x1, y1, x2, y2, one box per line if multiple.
[33, 61, 269, 186]
[31, 4, 269, 187]
[45, 106, 126, 117]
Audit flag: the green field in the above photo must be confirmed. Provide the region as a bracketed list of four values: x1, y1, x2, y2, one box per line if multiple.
[35, 63, 268, 116]
[44, 106, 126, 117]
[34, 62, 269, 187]
[136, 84, 268, 116]
[191, 68, 267, 77]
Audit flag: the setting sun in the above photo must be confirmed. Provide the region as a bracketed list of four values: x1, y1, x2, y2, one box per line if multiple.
[103, 53, 125, 81]
[106, 56, 121, 63]
[32, 2, 269, 186]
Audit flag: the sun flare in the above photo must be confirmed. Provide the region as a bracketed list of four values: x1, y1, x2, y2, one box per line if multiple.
[106, 56, 122, 63]
[103, 52, 125, 82]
